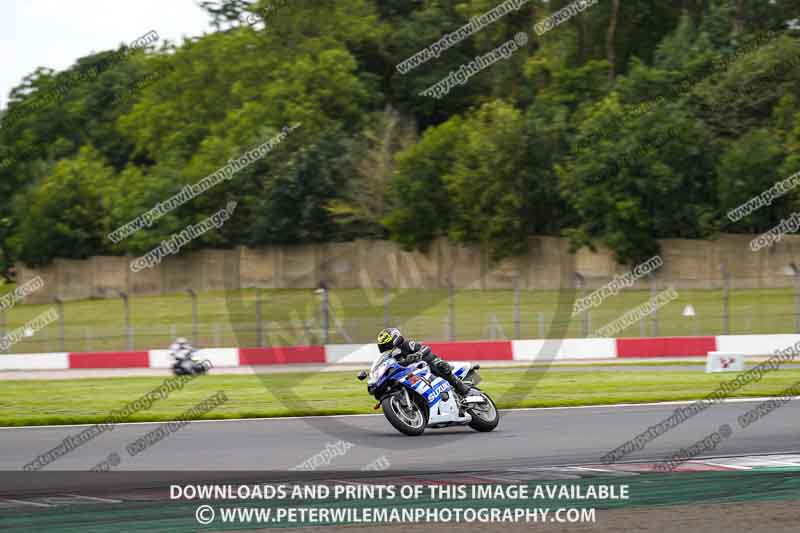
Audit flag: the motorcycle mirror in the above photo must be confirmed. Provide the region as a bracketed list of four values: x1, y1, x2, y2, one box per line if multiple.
[357, 370, 367, 381]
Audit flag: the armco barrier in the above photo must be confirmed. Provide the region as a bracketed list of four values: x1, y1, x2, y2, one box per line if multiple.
[0, 335, 794, 371]
[615, 336, 717, 358]
[716, 334, 800, 356]
[239, 346, 325, 365]
[512, 338, 616, 360]
[68, 351, 149, 368]
[428, 341, 513, 361]
[0, 353, 69, 370]
[323, 341, 513, 365]
[325, 344, 380, 364]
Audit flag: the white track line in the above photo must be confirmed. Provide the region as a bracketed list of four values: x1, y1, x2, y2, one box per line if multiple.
[693, 461, 751, 470]
[503, 450, 800, 471]
[64, 494, 123, 503]
[2, 396, 798, 431]
[565, 466, 618, 473]
[0, 498, 52, 507]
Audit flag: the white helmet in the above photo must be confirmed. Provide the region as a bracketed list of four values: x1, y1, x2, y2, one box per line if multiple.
[171, 337, 192, 353]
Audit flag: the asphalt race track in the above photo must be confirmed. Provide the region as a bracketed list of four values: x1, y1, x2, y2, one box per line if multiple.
[2, 400, 800, 531]
[2, 399, 799, 473]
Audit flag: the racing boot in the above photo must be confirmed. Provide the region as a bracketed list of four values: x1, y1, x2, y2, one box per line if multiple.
[448, 374, 472, 397]
[436, 360, 481, 401]
[443, 374, 484, 417]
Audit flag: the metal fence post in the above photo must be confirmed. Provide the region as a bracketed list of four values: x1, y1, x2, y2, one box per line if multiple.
[317, 287, 329, 345]
[721, 265, 730, 335]
[785, 263, 800, 334]
[649, 274, 659, 337]
[54, 298, 65, 352]
[448, 277, 455, 341]
[305, 318, 314, 345]
[795, 275, 800, 334]
[576, 273, 587, 337]
[382, 281, 390, 329]
[513, 275, 521, 339]
[582, 304, 589, 337]
[256, 290, 263, 347]
[0, 309, 5, 352]
[187, 289, 198, 345]
[120, 291, 132, 351]
[327, 303, 353, 343]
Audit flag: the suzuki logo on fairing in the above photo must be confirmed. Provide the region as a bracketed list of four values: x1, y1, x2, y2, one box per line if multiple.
[432, 382, 448, 396]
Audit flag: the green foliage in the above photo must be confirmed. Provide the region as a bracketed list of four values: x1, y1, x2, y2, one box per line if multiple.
[718, 129, 789, 232]
[384, 116, 465, 250]
[694, 34, 800, 138]
[443, 102, 529, 259]
[247, 127, 354, 245]
[1, 0, 799, 267]
[438, 100, 568, 261]
[9, 148, 114, 266]
[559, 95, 717, 264]
[326, 106, 417, 238]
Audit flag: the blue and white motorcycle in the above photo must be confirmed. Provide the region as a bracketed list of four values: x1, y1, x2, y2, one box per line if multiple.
[357, 349, 499, 436]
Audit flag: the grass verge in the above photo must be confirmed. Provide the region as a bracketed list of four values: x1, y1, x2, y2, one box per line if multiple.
[2, 368, 799, 426]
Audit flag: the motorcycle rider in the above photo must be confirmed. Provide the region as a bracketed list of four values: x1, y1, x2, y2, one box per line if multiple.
[376, 328, 478, 398]
[170, 337, 198, 373]
[170, 337, 195, 360]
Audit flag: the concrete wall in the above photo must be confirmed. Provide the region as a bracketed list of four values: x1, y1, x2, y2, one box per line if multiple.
[16, 234, 800, 303]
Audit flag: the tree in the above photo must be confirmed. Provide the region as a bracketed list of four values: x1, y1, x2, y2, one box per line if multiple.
[246, 127, 354, 245]
[9, 148, 114, 266]
[718, 129, 789, 233]
[692, 34, 800, 138]
[607, 0, 620, 80]
[443, 101, 567, 260]
[384, 117, 466, 251]
[559, 94, 717, 264]
[326, 106, 417, 238]
[0, 0, 799, 269]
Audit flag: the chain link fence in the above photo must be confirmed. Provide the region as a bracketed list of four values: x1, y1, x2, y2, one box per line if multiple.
[1, 278, 799, 353]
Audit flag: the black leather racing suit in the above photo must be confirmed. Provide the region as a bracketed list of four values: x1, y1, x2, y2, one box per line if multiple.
[393, 339, 471, 396]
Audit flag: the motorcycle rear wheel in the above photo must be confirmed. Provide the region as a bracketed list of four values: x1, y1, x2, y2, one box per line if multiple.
[382, 393, 428, 436]
[467, 392, 499, 432]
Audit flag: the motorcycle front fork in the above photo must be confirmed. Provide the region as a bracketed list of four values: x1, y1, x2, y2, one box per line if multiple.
[402, 388, 412, 408]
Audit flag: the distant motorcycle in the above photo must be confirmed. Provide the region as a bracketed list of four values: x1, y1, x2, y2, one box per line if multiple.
[358, 349, 499, 436]
[172, 356, 211, 376]
[170, 345, 211, 376]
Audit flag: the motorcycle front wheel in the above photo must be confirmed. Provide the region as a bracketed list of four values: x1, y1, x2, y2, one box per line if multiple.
[467, 391, 499, 432]
[382, 392, 428, 436]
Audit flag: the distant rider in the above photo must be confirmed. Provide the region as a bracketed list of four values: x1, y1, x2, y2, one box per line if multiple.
[169, 337, 212, 376]
[170, 337, 195, 361]
[376, 328, 477, 398]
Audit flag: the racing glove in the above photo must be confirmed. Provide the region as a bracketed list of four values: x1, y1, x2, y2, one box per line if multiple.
[400, 351, 424, 365]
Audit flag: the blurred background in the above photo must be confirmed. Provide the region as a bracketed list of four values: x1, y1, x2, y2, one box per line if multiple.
[1, 280, 800, 352]
[2, 0, 800, 352]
